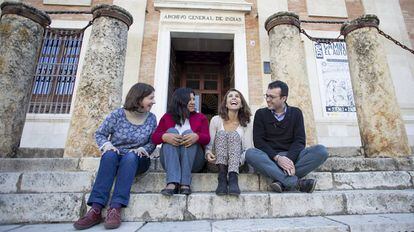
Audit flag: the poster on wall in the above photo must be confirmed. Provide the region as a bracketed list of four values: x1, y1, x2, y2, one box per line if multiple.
[314, 41, 356, 118]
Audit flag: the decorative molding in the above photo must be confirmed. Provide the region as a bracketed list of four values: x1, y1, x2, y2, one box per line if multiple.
[154, 0, 252, 12]
[306, 0, 348, 18]
[43, 0, 91, 6]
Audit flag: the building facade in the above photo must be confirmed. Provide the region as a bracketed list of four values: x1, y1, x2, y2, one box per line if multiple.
[3, 0, 414, 150]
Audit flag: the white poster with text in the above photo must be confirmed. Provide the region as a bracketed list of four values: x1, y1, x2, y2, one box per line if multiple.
[314, 42, 356, 118]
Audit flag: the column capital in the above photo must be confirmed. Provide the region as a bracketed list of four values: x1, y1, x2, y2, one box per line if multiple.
[265, 11, 300, 33]
[341, 14, 379, 37]
[0, 1, 50, 27]
[92, 4, 133, 29]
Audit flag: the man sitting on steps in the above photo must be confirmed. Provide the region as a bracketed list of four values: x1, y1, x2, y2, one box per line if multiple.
[246, 80, 328, 193]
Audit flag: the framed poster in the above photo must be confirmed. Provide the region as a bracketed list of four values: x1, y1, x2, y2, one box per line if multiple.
[314, 41, 356, 118]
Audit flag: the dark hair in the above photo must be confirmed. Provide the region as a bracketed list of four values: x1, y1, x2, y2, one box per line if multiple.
[167, 87, 195, 126]
[268, 80, 289, 99]
[219, 88, 251, 127]
[124, 83, 155, 111]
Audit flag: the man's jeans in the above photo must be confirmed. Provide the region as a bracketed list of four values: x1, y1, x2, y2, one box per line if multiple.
[245, 145, 328, 189]
[88, 150, 150, 207]
[160, 128, 205, 186]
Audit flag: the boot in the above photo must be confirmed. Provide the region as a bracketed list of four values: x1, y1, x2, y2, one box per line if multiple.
[215, 164, 228, 195]
[228, 172, 241, 196]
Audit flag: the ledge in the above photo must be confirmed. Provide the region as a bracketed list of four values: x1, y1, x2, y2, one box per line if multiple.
[154, 0, 252, 12]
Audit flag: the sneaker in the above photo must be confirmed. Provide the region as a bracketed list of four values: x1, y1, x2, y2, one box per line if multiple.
[269, 181, 283, 193]
[104, 207, 122, 229]
[297, 179, 317, 193]
[73, 208, 102, 230]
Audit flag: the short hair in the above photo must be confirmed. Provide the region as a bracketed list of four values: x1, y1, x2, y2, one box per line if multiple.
[124, 83, 155, 111]
[218, 88, 251, 127]
[167, 87, 195, 126]
[268, 80, 289, 97]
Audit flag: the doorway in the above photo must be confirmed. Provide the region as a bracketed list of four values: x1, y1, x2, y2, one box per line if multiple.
[168, 33, 234, 120]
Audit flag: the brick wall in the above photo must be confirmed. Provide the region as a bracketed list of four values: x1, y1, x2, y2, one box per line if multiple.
[138, 0, 159, 86]
[400, 0, 414, 48]
[24, 0, 113, 21]
[245, 0, 264, 106]
[288, 0, 364, 32]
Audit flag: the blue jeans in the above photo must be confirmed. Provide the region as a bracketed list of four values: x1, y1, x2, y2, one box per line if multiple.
[245, 145, 328, 189]
[87, 150, 150, 207]
[160, 128, 205, 186]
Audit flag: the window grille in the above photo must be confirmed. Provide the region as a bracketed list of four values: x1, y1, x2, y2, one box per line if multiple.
[28, 28, 83, 114]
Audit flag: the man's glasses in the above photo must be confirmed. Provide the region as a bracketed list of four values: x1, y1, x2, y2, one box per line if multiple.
[264, 94, 281, 100]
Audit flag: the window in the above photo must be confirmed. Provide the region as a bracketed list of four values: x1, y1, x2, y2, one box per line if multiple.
[29, 28, 83, 114]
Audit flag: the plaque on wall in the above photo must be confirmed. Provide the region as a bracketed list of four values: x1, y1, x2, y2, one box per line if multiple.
[314, 41, 356, 118]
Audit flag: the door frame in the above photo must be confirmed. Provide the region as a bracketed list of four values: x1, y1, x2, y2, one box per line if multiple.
[152, 10, 250, 121]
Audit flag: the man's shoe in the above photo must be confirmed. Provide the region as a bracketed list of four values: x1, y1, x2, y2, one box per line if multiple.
[269, 181, 283, 193]
[297, 179, 317, 193]
[104, 207, 122, 229]
[73, 208, 102, 230]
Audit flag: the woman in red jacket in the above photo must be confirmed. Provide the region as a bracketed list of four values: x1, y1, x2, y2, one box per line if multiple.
[152, 87, 210, 196]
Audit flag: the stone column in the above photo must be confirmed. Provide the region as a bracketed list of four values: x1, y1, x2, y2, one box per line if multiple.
[265, 12, 317, 146]
[341, 15, 411, 157]
[64, 5, 133, 157]
[0, 2, 50, 157]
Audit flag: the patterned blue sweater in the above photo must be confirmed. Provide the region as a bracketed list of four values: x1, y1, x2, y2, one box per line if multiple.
[95, 108, 157, 155]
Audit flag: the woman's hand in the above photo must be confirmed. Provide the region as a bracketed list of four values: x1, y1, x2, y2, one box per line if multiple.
[182, 133, 199, 147]
[130, 147, 149, 158]
[102, 142, 119, 155]
[162, 133, 183, 146]
[205, 151, 216, 163]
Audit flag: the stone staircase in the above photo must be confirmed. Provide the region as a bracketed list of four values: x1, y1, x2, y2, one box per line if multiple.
[1, 148, 414, 231]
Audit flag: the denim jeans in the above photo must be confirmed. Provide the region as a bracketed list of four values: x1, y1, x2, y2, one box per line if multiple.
[245, 145, 328, 189]
[87, 150, 150, 207]
[160, 128, 205, 186]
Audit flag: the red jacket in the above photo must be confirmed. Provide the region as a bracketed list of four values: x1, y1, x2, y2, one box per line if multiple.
[151, 112, 210, 146]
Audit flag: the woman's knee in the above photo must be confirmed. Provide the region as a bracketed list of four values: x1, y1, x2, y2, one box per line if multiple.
[182, 129, 194, 135]
[101, 150, 118, 162]
[167, 128, 180, 134]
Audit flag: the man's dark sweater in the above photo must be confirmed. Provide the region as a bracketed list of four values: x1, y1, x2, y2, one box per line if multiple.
[253, 106, 306, 163]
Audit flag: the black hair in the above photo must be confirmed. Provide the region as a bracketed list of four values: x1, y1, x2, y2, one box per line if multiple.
[167, 87, 195, 126]
[268, 80, 289, 98]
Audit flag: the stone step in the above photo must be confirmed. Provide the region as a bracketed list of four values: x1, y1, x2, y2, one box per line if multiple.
[1, 156, 413, 173]
[2, 214, 414, 232]
[1, 190, 413, 223]
[1, 171, 412, 194]
[11, 146, 363, 159]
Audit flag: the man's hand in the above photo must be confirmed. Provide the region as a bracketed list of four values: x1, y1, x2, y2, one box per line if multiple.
[162, 133, 183, 146]
[274, 155, 295, 176]
[182, 133, 199, 147]
[205, 151, 216, 163]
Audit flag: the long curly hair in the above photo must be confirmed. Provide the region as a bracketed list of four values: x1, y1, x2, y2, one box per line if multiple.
[218, 88, 251, 127]
[167, 87, 195, 126]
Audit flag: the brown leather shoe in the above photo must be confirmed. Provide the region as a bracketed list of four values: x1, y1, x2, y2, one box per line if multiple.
[104, 207, 122, 229]
[73, 208, 102, 230]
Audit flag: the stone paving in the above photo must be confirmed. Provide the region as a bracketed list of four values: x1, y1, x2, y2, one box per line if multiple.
[1, 214, 414, 232]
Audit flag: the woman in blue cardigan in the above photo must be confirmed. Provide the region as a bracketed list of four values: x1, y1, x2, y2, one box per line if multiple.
[74, 83, 157, 230]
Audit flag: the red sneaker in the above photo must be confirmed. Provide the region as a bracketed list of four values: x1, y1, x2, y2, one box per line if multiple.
[104, 207, 122, 229]
[73, 208, 102, 230]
